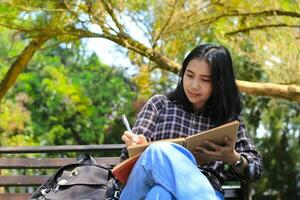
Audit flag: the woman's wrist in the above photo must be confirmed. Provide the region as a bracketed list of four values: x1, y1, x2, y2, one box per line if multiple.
[230, 153, 248, 175]
[227, 151, 240, 165]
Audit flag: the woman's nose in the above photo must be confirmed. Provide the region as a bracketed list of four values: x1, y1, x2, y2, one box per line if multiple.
[191, 80, 200, 90]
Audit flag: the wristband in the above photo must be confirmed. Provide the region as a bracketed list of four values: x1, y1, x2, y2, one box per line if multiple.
[232, 155, 244, 168]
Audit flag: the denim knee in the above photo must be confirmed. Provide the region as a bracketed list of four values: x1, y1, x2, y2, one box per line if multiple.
[143, 142, 196, 165]
[145, 142, 171, 152]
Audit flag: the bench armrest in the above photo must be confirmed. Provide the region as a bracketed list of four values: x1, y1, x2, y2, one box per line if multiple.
[241, 163, 256, 200]
[243, 163, 257, 182]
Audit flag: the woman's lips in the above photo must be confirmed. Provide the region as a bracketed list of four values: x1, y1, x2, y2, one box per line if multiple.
[188, 91, 201, 97]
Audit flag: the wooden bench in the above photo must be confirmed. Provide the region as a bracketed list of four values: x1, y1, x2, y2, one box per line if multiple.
[0, 145, 252, 200]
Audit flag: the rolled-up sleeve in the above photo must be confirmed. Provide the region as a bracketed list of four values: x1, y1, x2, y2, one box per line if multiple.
[131, 99, 158, 139]
[120, 96, 159, 161]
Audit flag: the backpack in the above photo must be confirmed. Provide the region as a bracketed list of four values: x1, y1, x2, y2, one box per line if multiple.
[28, 154, 121, 200]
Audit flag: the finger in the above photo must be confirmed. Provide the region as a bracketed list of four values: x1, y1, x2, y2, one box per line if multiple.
[137, 134, 148, 145]
[193, 145, 204, 155]
[138, 134, 146, 139]
[195, 150, 207, 157]
[205, 140, 222, 151]
[121, 134, 129, 142]
[194, 145, 202, 152]
[199, 146, 220, 159]
[193, 149, 202, 155]
[197, 146, 212, 155]
[196, 151, 216, 164]
[124, 131, 134, 138]
[224, 137, 233, 147]
[121, 135, 131, 146]
[193, 150, 215, 165]
[123, 131, 139, 144]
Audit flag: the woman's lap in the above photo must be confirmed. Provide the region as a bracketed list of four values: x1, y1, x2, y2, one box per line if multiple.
[120, 142, 224, 200]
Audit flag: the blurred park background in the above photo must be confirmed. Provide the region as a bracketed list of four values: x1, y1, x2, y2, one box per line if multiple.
[0, 0, 299, 199]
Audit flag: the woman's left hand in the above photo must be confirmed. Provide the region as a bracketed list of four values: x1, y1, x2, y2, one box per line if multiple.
[194, 137, 240, 165]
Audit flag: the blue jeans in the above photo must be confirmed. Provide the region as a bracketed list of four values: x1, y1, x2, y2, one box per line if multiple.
[120, 142, 224, 200]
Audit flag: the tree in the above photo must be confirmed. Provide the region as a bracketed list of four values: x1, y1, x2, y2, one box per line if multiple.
[0, 93, 35, 146]
[251, 100, 300, 199]
[0, 0, 299, 102]
[0, 27, 137, 145]
[0, 1, 299, 199]
[17, 49, 137, 145]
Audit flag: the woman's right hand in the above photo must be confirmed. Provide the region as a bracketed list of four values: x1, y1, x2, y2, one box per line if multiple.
[121, 131, 148, 147]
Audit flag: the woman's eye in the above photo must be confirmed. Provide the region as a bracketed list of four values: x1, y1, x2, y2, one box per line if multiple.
[186, 74, 193, 78]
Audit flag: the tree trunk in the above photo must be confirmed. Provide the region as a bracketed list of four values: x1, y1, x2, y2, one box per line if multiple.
[236, 80, 300, 102]
[103, 34, 300, 102]
[0, 35, 50, 101]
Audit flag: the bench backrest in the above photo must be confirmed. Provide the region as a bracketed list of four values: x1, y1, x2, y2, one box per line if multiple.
[0, 145, 246, 200]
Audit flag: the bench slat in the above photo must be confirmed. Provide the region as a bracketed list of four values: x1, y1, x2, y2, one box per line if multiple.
[0, 190, 241, 199]
[0, 175, 49, 186]
[0, 176, 242, 194]
[222, 186, 242, 198]
[0, 144, 247, 199]
[0, 144, 124, 154]
[0, 193, 31, 200]
[0, 157, 120, 169]
[0, 189, 241, 199]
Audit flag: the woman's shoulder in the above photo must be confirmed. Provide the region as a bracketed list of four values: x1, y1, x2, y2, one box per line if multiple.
[148, 94, 169, 105]
[149, 94, 168, 102]
[147, 94, 169, 110]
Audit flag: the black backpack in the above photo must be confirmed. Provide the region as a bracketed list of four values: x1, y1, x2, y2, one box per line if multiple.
[29, 154, 121, 200]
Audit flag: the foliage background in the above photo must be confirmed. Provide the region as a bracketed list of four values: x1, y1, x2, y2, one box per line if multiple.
[0, 0, 299, 199]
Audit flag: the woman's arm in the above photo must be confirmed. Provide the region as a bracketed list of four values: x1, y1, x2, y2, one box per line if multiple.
[120, 95, 162, 160]
[232, 119, 263, 178]
[194, 118, 262, 178]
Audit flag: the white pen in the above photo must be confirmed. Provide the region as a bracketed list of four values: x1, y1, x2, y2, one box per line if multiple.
[122, 114, 132, 132]
[121, 114, 138, 143]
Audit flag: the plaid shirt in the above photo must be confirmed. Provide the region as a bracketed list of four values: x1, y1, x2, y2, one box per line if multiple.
[121, 94, 262, 192]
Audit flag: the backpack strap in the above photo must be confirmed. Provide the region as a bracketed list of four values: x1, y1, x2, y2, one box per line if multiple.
[77, 153, 97, 165]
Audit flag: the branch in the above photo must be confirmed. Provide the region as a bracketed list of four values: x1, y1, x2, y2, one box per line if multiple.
[117, 35, 181, 73]
[198, 9, 300, 26]
[0, 23, 35, 33]
[127, 12, 153, 43]
[90, 32, 300, 102]
[0, 26, 299, 103]
[81, 31, 300, 102]
[67, 22, 180, 72]
[0, 35, 51, 101]
[170, 9, 300, 33]
[226, 23, 300, 35]
[236, 80, 300, 102]
[236, 9, 300, 18]
[100, 0, 125, 35]
[14, 5, 67, 12]
[152, 0, 177, 49]
[72, 27, 300, 101]
[85, 2, 118, 36]
[219, 9, 300, 18]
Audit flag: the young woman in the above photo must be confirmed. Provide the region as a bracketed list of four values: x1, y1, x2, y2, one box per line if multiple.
[120, 44, 262, 200]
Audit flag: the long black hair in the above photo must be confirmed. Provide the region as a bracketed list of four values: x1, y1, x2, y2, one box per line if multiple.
[168, 44, 242, 126]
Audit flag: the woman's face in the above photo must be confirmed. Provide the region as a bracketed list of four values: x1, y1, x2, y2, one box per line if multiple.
[183, 59, 212, 111]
